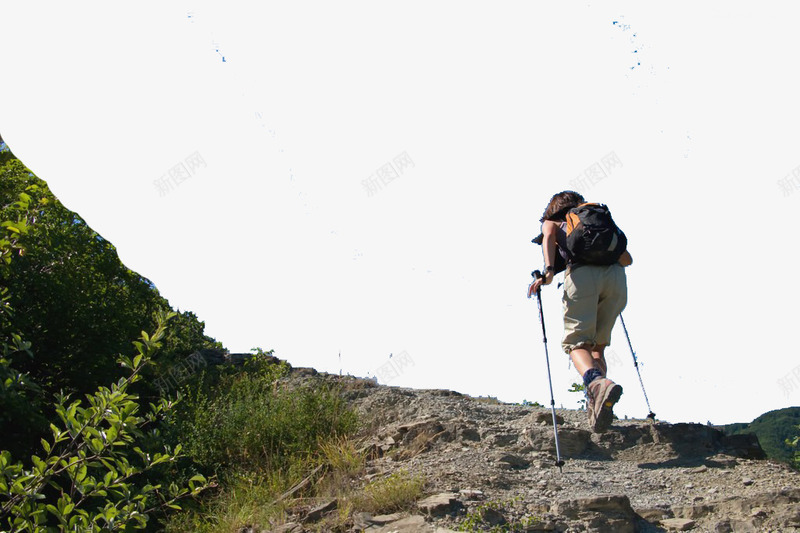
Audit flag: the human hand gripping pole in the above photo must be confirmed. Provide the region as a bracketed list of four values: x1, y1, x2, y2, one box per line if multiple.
[528, 270, 565, 470]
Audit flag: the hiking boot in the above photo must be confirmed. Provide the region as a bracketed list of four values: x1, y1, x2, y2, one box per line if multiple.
[586, 377, 623, 433]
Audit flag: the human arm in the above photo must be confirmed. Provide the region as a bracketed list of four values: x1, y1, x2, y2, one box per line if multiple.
[528, 221, 559, 296]
[618, 250, 632, 267]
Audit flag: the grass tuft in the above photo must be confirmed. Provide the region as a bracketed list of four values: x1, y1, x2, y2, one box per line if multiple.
[350, 470, 426, 515]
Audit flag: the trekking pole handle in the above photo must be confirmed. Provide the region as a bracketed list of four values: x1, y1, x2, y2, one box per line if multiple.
[528, 270, 543, 299]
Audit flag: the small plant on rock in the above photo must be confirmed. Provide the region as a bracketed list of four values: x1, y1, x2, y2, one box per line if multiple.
[457, 496, 539, 533]
[568, 382, 586, 410]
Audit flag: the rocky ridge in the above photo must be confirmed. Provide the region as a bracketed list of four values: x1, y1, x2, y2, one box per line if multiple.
[339, 379, 798, 532]
[205, 353, 799, 532]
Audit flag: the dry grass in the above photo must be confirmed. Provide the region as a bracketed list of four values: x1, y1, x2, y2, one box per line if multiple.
[349, 470, 426, 515]
[161, 469, 298, 533]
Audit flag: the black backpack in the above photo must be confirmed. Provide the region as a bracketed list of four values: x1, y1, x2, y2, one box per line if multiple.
[564, 203, 627, 265]
[532, 203, 627, 269]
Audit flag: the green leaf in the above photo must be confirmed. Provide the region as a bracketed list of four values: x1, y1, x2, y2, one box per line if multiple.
[31, 455, 46, 474]
[106, 470, 120, 486]
[90, 438, 104, 453]
[75, 463, 87, 483]
[1, 222, 20, 234]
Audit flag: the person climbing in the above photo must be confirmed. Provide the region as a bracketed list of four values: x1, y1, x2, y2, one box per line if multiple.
[528, 190, 632, 433]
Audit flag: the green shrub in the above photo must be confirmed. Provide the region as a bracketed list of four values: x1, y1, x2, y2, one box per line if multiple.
[0, 312, 211, 531]
[787, 424, 799, 471]
[160, 362, 361, 532]
[1, 153, 220, 408]
[568, 382, 586, 410]
[166, 360, 359, 475]
[0, 186, 48, 458]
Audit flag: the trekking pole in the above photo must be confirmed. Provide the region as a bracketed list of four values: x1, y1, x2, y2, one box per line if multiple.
[529, 270, 566, 470]
[619, 313, 656, 421]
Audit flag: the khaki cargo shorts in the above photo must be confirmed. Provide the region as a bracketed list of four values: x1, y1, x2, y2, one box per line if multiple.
[561, 264, 627, 354]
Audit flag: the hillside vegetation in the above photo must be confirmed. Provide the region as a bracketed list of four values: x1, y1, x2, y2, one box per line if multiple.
[0, 146, 360, 531]
[2, 141, 798, 531]
[720, 406, 800, 467]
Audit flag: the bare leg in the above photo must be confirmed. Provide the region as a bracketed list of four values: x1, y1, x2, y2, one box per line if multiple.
[570, 344, 607, 379]
[591, 344, 607, 376]
[572, 344, 621, 434]
[569, 345, 596, 377]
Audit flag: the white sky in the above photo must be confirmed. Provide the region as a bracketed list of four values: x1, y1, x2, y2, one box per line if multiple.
[2, 2, 799, 425]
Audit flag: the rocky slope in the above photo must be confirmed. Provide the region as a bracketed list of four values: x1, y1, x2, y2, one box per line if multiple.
[223, 356, 800, 533]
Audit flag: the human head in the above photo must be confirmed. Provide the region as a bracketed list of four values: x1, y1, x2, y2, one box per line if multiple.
[540, 190, 585, 222]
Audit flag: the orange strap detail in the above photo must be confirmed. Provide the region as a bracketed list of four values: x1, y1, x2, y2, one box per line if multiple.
[566, 203, 598, 235]
[566, 212, 580, 235]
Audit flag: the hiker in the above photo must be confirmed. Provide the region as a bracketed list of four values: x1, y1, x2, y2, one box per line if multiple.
[528, 191, 632, 433]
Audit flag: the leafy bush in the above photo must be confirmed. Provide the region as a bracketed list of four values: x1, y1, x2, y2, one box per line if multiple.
[1, 152, 221, 406]
[1, 185, 48, 458]
[786, 425, 799, 470]
[0, 313, 211, 531]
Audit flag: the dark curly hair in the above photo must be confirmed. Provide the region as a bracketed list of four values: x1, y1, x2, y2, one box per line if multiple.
[539, 190, 585, 222]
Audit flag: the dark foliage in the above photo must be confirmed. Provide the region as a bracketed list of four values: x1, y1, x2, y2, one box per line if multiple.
[720, 407, 800, 466]
[0, 149, 222, 458]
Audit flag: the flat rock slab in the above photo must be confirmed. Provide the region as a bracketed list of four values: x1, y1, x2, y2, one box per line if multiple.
[525, 426, 591, 457]
[367, 515, 432, 532]
[660, 517, 697, 531]
[303, 499, 337, 522]
[417, 492, 461, 516]
[555, 494, 635, 518]
[530, 411, 565, 426]
[369, 513, 405, 524]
